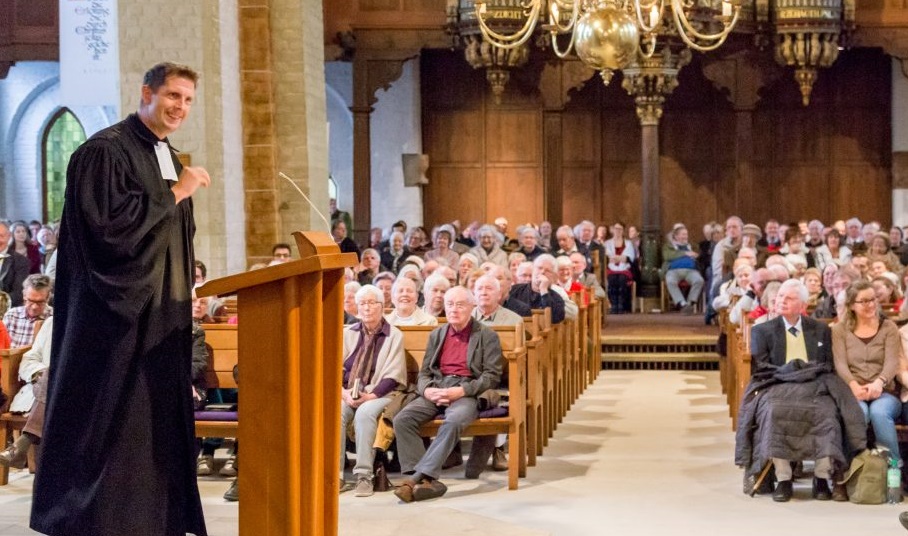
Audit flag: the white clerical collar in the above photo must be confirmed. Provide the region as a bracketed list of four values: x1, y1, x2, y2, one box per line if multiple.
[154, 141, 179, 181]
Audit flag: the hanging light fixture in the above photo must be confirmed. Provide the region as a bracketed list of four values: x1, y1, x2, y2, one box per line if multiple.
[469, 0, 743, 84]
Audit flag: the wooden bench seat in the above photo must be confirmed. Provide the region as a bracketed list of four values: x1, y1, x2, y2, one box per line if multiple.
[398, 323, 528, 490]
[194, 324, 239, 439]
[0, 345, 36, 485]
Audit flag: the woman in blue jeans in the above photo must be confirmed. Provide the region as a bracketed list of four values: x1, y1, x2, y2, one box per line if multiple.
[832, 280, 902, 465]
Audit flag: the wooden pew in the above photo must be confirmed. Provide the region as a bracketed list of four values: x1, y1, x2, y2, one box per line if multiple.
[193, 324, 239, 439]
[0, 346, 35, 485]
[398, 324, 528, 490]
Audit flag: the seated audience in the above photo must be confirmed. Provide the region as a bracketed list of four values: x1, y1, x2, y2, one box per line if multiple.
[850, 254, 870, 280]
[556, 256, 583, 294]
[514, 261, 533, 285]
[343, 281, 362, 323]
[356, 248, 385, 285]
[422, 274, 451, 317]
[516, 226, 545, 262]
[569, 252, 606, 301]
[730, 268, 772, 325]
[867, 232, 903, 273]
[574, 220, 605, 274]
[508, 255, 567, 324]
[385, 277, 437, 327]
[871, 276, 902, 313]
[539, 220, 554, 251]
[8, 221, 42, 274]
[3, 274, 53, 348]
[661, 224, 703, 315]
[340, 285, 406, 497]
[194, 261, 226, 318]
[814, 229, 851, 273]
[271, 242, 293, 264]
[712, 261, 752, 312]
[753, 281, 781, 325]
[457, 253, 479, 285]
[507, 252, 526, 282]
[380, 231, 407, 274]
[437, 266, 457, 288]
[782, 229, 811, 276]
[813, 266, 861, 319]
[371, 271, 396, 309]
[392, 286, 502, 502]
[469, 225, 508, 268]
[832, 280, 902, 471]
[604, 222, 636, 314]
[737, 279, 865, 502]
[0, 317, 54, 469]
[332, 220, 361, 258]
[464, 268, 486, 292]
[424, 225, 460, 268]
[488, 265, 532, 317]
[802, 267, 824, 308]
[0, 222, 30, 306]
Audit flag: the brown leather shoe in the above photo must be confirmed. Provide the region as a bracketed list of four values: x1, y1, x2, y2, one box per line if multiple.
[393, 478, 418, 503]
[832, 482, 848, 502]
[491, 446, 508, 472]
[0, 443, 27, 469]
[413, 479, 448, 501]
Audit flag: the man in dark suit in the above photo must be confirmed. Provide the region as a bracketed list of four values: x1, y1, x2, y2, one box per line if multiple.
[0, 222, 30, 306]
[750, 278, 834, 502]
[393, 286, 502, 502]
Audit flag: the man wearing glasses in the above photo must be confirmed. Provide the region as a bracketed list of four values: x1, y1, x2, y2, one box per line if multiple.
[3, 274, 52, 348]
[393, 286, 503, 502]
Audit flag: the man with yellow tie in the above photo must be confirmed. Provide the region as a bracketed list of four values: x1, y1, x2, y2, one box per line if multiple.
[747, 279, 838, 502]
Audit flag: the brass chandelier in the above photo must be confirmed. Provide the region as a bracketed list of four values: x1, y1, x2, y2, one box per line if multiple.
[470, 0, 743, 83]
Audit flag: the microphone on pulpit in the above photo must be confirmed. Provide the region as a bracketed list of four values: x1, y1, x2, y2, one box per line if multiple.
[278, 171, 331, 233]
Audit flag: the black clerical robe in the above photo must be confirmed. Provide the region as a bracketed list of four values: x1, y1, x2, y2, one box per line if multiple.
[32, 114, 206, 536]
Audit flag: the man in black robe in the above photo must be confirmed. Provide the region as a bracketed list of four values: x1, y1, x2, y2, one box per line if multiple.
[31, 62, 210, 536]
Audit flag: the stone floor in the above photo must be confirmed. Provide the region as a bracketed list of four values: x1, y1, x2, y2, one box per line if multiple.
[1, 370, 905, 535]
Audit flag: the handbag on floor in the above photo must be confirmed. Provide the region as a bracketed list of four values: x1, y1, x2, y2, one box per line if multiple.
[840, 448, 888, 504]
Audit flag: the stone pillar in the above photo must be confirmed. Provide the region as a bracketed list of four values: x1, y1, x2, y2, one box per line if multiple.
[118, 0, 246, 277]
[237, 0, 328, 266]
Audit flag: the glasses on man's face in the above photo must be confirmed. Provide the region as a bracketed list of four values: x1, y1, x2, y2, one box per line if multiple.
[445, 301, 471, 310]
[854, 298, 877, 306]
[25, 298, 47, 306]
[357, 301, 382, 308]
[274, 252, 291, 259]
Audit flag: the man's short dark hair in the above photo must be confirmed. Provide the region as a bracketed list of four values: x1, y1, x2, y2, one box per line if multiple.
[143, 62, 199, 91]
[272, 243, 292, 255]
[194, 260, 207, 279]
[23, 274, 52, 293]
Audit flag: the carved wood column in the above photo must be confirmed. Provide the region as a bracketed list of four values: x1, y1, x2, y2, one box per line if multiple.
[351, 50, 417, 245]
[621, 50, 690, 298]
[703, 52, 779, 218]
[540, 60, 596, 227]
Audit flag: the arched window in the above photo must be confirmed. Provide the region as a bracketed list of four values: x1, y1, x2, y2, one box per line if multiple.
[328, 174, 338, 200]
[42, 108, 86, 222]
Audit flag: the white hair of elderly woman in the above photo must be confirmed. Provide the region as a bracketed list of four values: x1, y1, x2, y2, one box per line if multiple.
[354, 284, 385, 306]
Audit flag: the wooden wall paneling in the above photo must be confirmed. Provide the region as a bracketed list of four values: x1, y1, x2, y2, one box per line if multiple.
[774, 165, 832, 223]
[832, 108, 890, 165]
[424, 111, 484, 164]
[562, 167, 600, 224]
[600, 163, 642, 227]
[423, 166, 486, 228]
[562, 110, 600, 165]
[657, 158, 720, 237]
[829, 165, 892, 223]
[486, 110, 541, 164]
[486, 167, 543, 225]
[771, 107, 829, 164]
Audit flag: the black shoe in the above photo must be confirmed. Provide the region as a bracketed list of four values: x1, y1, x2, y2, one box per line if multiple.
[773, 480, 793, 502]
[812, 477, 831, 501]
[223, 479, 238, 502]
[899, 511, 908, 530]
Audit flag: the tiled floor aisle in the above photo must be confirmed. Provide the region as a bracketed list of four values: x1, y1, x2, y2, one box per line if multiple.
[1, 370, 904, 535]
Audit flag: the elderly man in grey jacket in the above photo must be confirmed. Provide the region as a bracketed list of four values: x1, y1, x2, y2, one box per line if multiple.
[393, 285, 502, 502]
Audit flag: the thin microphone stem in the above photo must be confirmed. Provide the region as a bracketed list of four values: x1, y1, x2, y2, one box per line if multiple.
[278, 172, 331, 233]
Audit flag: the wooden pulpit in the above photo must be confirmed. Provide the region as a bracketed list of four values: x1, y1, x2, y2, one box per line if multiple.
[196, 232, 357, 536]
